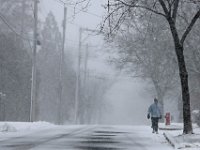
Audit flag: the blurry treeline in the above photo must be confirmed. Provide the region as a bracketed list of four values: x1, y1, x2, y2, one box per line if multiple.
[0, 0, 111, 124]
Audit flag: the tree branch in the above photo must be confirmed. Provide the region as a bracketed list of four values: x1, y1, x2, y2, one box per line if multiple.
[101, 5, 123, 33]
[180, 9, 200, 44]
[115, 0, 166, 17]
[166, 0, 172, 15]
[135, 5, 166, 17]
[172, 0, 180, 22]
[158, 0, 170, 16]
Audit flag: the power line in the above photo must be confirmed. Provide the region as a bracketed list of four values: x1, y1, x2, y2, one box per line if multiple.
[53, 0, 102, 18]
[54, 0, 64, 5]
[68, 6, 102, 18]
[57, 0, 65, 4]
[0, 11, 34, 52]
[54, 0, 75, 6]
[0, 11, 34, 41]
[40, 0, 49, 17]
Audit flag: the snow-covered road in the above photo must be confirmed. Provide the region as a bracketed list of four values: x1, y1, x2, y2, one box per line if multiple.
[0, 125, 173, 150]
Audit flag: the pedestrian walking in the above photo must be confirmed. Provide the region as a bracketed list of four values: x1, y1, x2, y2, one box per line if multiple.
[147, 98, 162, 134]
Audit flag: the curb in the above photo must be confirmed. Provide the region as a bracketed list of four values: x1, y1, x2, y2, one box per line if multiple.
[160, 127, 182, 131]
[163, 132, 178, 149]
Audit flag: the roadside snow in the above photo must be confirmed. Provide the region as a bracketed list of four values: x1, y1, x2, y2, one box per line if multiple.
[162, 123, 200, 149]
[160, 123, 183, 130]
[0, 121, 57, 142]
[4, 122, 200, 150]
[108, 125, 173, 150]
[0, 123, 17, 132]
[0, 122, 55, 132]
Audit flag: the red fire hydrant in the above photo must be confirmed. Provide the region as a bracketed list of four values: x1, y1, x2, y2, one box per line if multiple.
[165, 112, 171, 125]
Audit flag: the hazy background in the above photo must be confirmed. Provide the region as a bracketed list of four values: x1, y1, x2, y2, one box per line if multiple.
[102, 79, 153, 125]
[40, 0, 155, 125]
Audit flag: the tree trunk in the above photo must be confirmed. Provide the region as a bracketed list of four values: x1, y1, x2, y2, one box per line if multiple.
[168, 18, 193, 134]
[176, 44, 192, 134]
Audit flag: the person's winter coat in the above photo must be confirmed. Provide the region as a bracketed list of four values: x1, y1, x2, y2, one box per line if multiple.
[148, 103, 162, 118]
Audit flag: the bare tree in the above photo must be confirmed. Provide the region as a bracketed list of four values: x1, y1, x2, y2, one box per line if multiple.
[103, 0, 200, 134]
[108, 14, 179, 116]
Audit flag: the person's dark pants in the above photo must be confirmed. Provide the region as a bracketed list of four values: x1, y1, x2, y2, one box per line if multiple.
[151, 117, 159, 132]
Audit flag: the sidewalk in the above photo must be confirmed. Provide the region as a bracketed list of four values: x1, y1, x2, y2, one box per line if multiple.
[159, 123, 183, 131]
[161, 123, 200, 149]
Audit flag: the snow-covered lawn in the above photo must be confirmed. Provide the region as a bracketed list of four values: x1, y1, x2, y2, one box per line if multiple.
[0, 122, 57, 141]
[161, 123, 200, 149]
[0, 122, 55, 132]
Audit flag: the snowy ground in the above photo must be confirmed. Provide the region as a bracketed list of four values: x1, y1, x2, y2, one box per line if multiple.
[0, 122, 57, 144]
[160, 123, 200, 150]
[0, 122, 173, 150]
[2, 122, 200, 150]
[0, 122, 55, 132]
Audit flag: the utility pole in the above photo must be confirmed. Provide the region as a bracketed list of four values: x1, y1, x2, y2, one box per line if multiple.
[58, 4, 67, 124]
[83, 44, 89, 124]
[21, 0, 25, 36]
[74, 28, 99, 124]
[75, 27, 83, 124]
[84, 44, 89, 86]
[30, 0, 39, 122]
[0, 92, 6, 121]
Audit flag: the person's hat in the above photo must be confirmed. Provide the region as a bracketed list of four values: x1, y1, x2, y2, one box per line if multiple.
[154, 98, 158, 102]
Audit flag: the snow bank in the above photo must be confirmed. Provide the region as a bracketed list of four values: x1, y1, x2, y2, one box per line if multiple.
[164, 124, 200, 149]
[0, 121, 55, 133]
[0, 123, 17, 132]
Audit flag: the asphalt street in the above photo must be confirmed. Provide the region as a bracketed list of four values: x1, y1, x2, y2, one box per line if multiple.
[0, 125, 173, 150]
